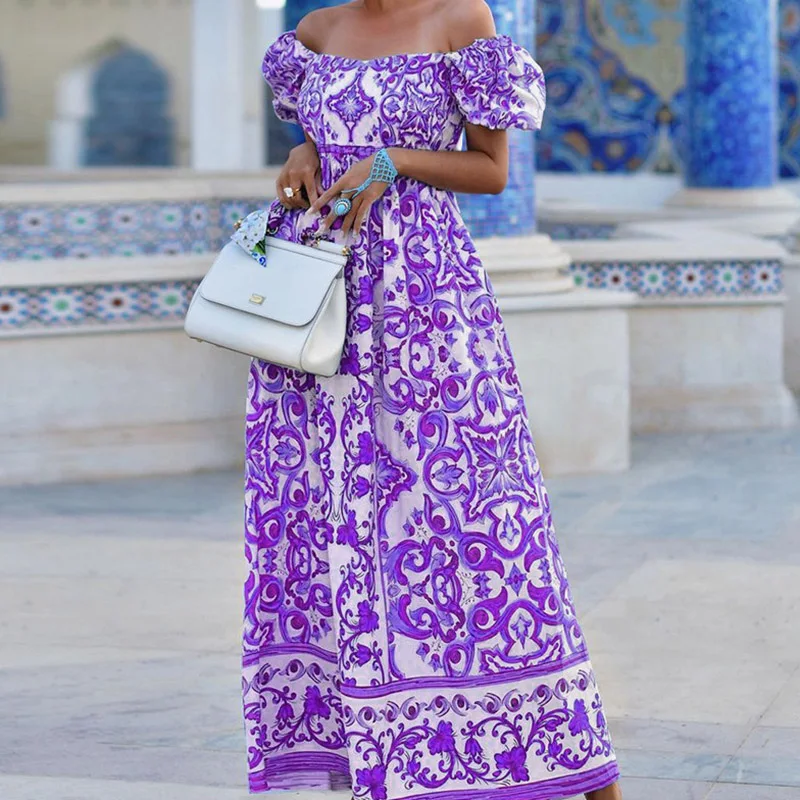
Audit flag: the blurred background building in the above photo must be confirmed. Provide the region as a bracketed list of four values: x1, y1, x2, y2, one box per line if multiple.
[0, 0, 798, 486]
[2, 0, 800, 175]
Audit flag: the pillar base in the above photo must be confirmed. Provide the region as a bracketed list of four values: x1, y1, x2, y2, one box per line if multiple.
[0, 329, 249, 487]
[630, 300, 798, 434]
[633, 383, 798, 433]
[478, 234, 576, 296]
[666, 185, 800, 211]
[499, 288, 635, 476]
[784, 254, 800, 392]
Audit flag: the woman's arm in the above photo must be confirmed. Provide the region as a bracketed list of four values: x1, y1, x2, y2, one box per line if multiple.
[311, 125, 509, 234]
[387, 126, 509, 196]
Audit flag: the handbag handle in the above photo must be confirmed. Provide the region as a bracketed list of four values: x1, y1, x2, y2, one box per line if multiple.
[299, 228, 351, 257]
[239, 220, 350, 258]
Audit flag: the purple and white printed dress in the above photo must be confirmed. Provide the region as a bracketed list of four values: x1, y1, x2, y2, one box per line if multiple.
[243, 30, 620, 800]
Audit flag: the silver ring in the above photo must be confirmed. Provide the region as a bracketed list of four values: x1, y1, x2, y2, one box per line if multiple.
[283, 187, 296, 199]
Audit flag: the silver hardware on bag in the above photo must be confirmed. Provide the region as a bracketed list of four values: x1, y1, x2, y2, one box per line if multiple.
[184, 212, 349, 377]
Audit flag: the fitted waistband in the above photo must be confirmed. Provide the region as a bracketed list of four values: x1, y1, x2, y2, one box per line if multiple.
[315, 143, 386, 157]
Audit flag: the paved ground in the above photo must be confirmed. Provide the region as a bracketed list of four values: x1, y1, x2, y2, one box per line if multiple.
[1, 430, 799, 800]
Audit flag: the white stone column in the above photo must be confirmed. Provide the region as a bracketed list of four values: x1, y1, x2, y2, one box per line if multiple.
[191, 0, 264, 170]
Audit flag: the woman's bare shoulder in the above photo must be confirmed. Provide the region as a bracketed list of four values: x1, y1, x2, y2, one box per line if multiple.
[296, 3, 357, 53]
[443, 0, 497, 51]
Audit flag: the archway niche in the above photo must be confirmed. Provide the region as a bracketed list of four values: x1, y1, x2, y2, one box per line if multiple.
[50, 40, 174, 169]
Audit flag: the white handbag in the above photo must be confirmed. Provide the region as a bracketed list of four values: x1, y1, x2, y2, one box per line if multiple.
[184, 232, 349, 377]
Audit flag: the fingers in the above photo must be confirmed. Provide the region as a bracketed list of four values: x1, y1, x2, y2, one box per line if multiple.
[277, 183, 303, 210]
[303, 168, 321, 208]
[277, 172, 310, 210]
[320, 194, 355, 234]
[339, 198, 360, 237]
[320, 191, 376, 237]
[320, 205, 340, 233]
[311, 177, 344, 214]
[276, 177, 292, 209]
[353, 194, 374, 236]
[343, 194, 371, 237]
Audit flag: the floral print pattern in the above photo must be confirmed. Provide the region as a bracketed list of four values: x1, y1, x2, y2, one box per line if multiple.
[243, 31, 618, 799]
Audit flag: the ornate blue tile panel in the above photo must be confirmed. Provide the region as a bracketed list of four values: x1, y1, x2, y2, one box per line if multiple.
[535, 0, 800, 178]
[570, 258, 783, 296]
[536, 0, 678, 173]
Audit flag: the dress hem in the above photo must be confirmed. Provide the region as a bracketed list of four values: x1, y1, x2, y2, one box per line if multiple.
[248, 757, 619, 798]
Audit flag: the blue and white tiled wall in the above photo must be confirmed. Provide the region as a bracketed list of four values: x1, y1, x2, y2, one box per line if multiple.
[0, 198, 268, 335]
[0, 281, 199, 334]
[570, 259, 784, 297]
[0, 199, 267, 262]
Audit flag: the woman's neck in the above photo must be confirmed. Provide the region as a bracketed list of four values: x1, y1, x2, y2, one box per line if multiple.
[361, 0, 393, 11]
[361, 0, 427, 14]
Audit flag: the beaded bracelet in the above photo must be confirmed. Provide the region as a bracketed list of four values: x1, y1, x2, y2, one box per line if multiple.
[333, 148, 399, 217]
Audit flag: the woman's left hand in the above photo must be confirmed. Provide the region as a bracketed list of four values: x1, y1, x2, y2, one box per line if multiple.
[311, 153, 393, 237]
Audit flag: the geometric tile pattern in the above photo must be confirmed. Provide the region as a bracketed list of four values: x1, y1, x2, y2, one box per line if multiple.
[0, 199, 267, 261]
[0, 280, 198, 334]
[570, 259, 784, 297]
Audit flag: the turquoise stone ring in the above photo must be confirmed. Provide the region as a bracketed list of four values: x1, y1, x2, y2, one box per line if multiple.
[333, 197, 353, 217]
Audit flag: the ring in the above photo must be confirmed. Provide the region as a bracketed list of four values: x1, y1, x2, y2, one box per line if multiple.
[283, 187, 299, 199]
[333, 197, 352, 217]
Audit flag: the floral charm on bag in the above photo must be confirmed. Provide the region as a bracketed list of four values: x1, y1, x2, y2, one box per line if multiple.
[232, 210, 271, 266]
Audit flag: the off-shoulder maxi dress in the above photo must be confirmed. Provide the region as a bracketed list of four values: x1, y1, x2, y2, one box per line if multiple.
[242, 30, 620, 800]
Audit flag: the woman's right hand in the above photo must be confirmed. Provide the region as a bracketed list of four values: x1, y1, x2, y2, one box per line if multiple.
[276, 140, 322, 210]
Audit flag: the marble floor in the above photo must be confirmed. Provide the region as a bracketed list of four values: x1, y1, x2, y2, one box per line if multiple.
[0, 430, 799, 800]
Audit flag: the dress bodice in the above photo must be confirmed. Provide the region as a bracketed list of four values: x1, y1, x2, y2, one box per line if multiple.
[262, 31, 546, 153]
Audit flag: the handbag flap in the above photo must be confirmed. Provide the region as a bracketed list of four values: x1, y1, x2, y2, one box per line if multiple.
[199, 241, 346, 327]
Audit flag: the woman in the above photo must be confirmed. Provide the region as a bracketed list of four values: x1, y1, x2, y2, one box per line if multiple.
[242, 1, 623, 798]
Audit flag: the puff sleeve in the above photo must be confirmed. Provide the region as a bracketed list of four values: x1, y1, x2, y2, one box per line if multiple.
[262, 31, 313, 124]
[447, 35, 546, 131]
